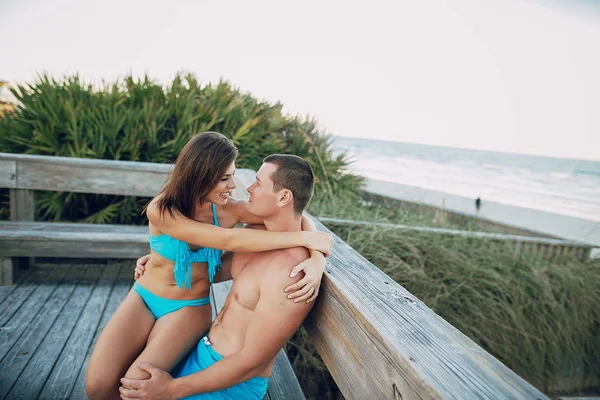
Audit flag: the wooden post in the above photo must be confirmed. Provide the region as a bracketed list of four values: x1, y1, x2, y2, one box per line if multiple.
[10, 189, 35, 280]
[0, 257, 13, 285]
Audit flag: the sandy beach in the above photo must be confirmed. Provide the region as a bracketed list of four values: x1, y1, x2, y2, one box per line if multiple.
[366, 178, 600, 254]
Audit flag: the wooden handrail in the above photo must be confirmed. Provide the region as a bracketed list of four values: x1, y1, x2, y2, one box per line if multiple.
[306, 219, 548, 399]
[318, 217, 591, 246]
[318, 217, 594, 261]
[0, 152, 171, 197]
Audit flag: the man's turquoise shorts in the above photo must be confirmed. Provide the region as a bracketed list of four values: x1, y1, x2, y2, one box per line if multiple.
[174, 336, 268, 400]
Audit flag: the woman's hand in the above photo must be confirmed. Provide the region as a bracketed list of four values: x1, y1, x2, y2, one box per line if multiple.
[284, 252, 327, 303]
[134, 254, 151, 280]
[305, 231, 333, 256]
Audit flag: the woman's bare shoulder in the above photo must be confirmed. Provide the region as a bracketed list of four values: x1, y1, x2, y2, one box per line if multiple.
[145, 196, 164, 218]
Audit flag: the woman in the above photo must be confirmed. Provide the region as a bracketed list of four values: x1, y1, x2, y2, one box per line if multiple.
[85, 132, 331, 400]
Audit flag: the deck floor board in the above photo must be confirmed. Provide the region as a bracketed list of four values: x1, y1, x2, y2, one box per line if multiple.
[39, 263, 122, 400]
[0, 265, 83, 398]
[0, 268, 53, 327]
[0, 267, 33, 306]
[69, 264, 133, 400]
[5, 266, 104, 399]
[0, 266, 72, 362]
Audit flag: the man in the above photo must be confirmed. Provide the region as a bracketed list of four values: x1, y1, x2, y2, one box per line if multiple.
[475, 196, 482, 216]
[119, 154, 321, 400]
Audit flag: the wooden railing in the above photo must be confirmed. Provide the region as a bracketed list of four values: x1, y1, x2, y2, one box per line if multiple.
[0, 153, 550, 399]
[319, 217, 594, 261]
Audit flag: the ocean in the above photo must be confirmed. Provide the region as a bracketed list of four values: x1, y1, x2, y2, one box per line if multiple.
[330, 136, 600, 223]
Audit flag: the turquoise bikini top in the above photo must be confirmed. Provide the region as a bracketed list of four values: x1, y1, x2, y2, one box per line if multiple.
[149, 203, 223, 290]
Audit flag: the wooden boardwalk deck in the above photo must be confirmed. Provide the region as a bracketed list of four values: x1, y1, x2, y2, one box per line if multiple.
[0, 154, 556, 399]
[0, 262, 133, 400]
[0, 262, 299, 400]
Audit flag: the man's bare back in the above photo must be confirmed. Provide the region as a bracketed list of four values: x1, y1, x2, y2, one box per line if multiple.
[208, 243, 311, 378]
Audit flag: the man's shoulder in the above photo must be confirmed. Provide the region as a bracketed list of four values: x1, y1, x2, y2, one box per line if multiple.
[259, 247, 309, 285]
[267, 247, 309, 268]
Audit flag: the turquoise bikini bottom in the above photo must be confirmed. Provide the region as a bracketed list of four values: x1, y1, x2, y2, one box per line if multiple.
[133, 281, 210, 319]
[174, 335, 269, 399]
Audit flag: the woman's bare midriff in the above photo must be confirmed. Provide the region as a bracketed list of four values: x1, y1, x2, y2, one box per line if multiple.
[136, 251, 211, 300]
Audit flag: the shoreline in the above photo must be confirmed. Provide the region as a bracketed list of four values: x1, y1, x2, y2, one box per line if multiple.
[365, 178, 600, 253]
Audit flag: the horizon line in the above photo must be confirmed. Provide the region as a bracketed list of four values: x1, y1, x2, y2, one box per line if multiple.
[330, 134, 600, 163]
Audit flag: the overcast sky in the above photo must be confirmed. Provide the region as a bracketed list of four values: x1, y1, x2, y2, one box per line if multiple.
[1, 0, 599, 161]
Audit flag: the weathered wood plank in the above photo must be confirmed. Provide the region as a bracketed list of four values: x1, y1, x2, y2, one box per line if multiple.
[70, 263, 133, 399]
[0, 222, 148, 258]
[0, 267, 19, 303]
[319, 217, 593, 248]
[0, 159, 16, 188]
[0, 240, 150, 259]
[39, 263, 122, 399]
[0, 268, 33, 303]
[0, 265, 71, 361]
[212, 281, 306, 400]
[0, 224, 150, 258]
[17, 161, 166, 197]
[0, 221, 147, 233]
[10, 189, 34, 221]
[0, 229, 147, 243]
[303, 219, 549, 400]
[0, 267, 53, 327]
[9, 189, 36, 270]
[266, 351, 305, 400]
[0, 153, 257, 199]
[558, 398, 600, 400]
[5, 266, 105, 399]
[0, 152, 171, 197]
[0, 153, 171, 173]
[304, 277, 427, 400]
[0, 257, 14, 286]
[0, 265, 84, 399]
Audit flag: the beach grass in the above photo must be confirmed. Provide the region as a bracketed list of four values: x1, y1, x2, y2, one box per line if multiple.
[307, 193, 463, 228]
[289, 200, 600, 398]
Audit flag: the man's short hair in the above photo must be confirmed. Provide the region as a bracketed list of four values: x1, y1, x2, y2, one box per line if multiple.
[263, 154, 314, 214]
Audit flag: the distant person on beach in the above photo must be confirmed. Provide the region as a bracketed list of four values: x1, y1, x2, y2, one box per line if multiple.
[85, 132, 332, 399]
[475, 197, 482, 216]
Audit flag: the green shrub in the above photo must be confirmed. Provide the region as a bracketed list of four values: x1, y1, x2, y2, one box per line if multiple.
[0, 73, 363, 222]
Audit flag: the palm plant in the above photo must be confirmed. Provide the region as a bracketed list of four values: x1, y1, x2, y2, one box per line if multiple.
[0, 73, 363, 223]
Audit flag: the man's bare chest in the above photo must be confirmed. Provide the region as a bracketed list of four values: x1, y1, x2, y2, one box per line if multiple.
[229, 255, 266, 311]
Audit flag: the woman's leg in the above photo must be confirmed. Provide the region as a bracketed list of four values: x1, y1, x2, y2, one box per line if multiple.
[85, 290, 155, 400]
[123, 303, 212, 380]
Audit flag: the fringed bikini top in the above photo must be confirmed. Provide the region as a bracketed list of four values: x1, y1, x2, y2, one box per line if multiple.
[149, 203, 223, 290]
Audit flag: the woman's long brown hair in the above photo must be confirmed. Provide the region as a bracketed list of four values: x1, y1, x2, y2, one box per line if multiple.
[149, 131, 238, 220]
